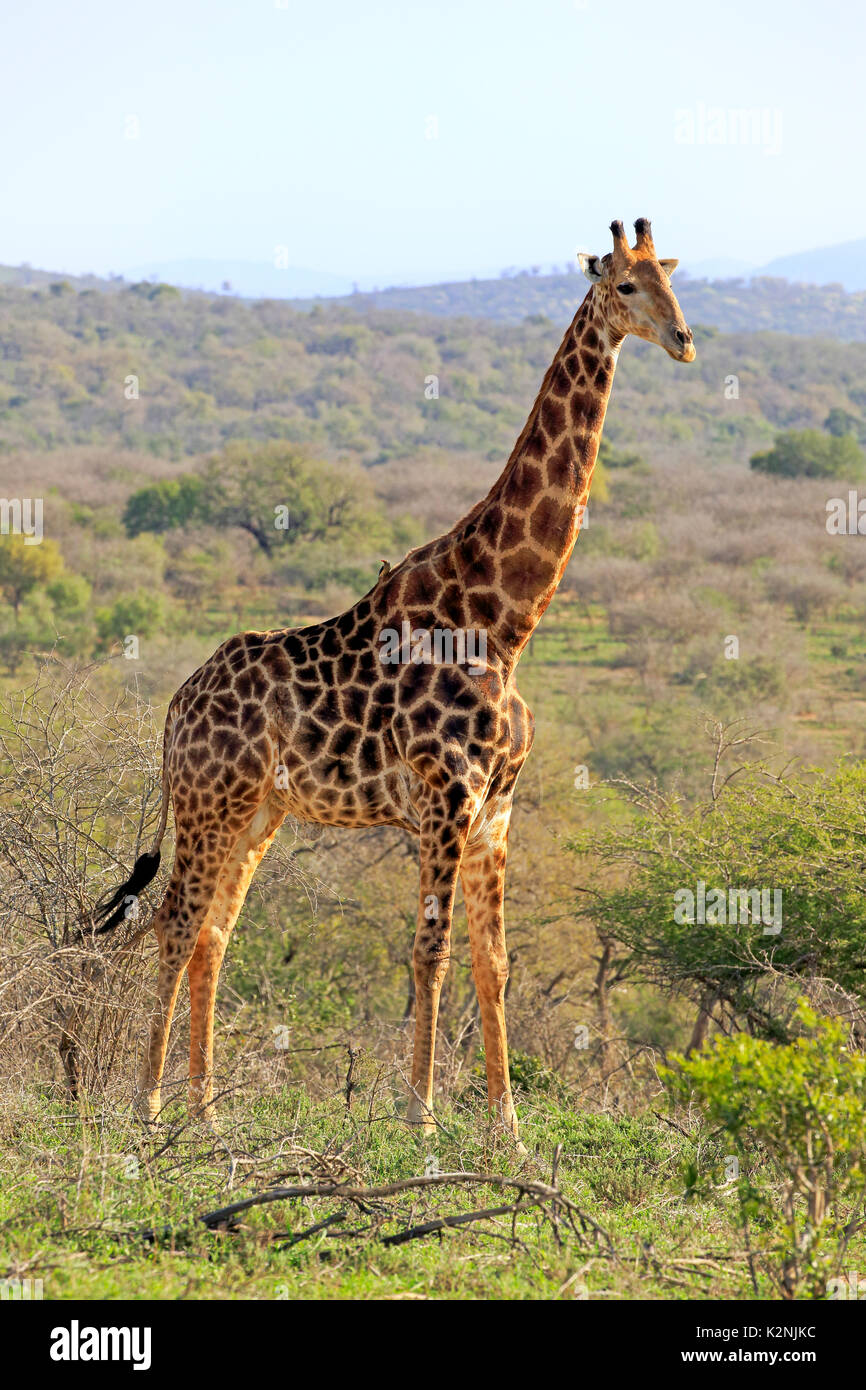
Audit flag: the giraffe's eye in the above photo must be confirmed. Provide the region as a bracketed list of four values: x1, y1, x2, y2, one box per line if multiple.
[616, 282, 636, 295]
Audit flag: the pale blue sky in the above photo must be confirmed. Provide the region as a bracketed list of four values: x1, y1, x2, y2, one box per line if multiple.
[1, 0, 862, 283]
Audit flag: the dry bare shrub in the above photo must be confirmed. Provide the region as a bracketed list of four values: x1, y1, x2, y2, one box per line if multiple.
[0, 660, 324, 1106]
[0, 447, 189, 509]
[373, 447, 497, 536]
[607, 594, 712, 658]
[0, 661, 166, 1098]
[703, 518, 788, 567]
[563, 555, 648, 604]
[763, 561, 845, 624]
[648, 514, 704, 569]
[828, 537, 866, 586]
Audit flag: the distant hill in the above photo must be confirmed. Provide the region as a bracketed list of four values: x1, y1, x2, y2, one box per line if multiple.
[121, 259, 358, 300]
[0, 264, 121, 292]
[682, 257, 757, 280]
[2, 275, 865, 471]
[680, 236, 866, 292]
[4, 258, 866, 340]
[0, 259, 358, 300]
[752, 236, 866, 292]
[286, 272, 866, 341]
[119, 235, 866, 299]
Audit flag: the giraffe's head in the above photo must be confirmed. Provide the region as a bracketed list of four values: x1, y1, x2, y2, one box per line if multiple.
[578, 218, 695, 362]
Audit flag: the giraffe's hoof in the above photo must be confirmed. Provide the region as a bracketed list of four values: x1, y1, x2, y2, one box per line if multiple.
[133, 1091, 161, 1125]
[497, 1123, 526, 1153]
[188, 1103, 220, 1130]
[406, 1118, 437, 1139]
[406, 1096, 436, 1137]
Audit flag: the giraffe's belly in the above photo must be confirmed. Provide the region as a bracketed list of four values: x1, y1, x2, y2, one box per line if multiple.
[270, 750, 421, 833]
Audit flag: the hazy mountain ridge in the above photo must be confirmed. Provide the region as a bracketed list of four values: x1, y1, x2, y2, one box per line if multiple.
[755, 236, 866, 291]
[3, 258, 866, 341]
[288, 273, 866, 341]
[121, 259, 359, 300]
[118, 233, 866, 298]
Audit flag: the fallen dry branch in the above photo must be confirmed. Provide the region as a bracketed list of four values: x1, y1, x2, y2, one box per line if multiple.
[133, 1169, 614, 1256]
[381, 1198, 541, 1246]
[151, 1169, 614, 1257]
[275, 1210, 348, 1249]
[199, 1171, 608, 1237]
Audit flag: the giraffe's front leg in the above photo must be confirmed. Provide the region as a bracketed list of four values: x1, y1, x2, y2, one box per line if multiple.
[460, 799, 520, 1141]
[407, 796, 472, 1136]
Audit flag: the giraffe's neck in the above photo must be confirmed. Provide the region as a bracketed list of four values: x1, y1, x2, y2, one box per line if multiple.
[450, 286, 621, 661]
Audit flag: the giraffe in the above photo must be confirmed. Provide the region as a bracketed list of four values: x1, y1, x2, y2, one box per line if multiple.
[98, 218, 695, 1140]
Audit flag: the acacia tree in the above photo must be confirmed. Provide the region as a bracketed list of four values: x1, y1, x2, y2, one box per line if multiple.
[0, 534, 64, 618]
[750, 428, 866, 480]
[123, 441, 384, 556]
[569, 722, 866, 1044]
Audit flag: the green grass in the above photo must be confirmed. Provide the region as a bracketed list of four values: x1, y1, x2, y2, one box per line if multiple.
[0, 1077, 826, 1301]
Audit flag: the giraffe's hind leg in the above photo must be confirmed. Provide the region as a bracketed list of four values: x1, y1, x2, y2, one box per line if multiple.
[187, 799, 285, 1118]
[135, 804, 268, 1122]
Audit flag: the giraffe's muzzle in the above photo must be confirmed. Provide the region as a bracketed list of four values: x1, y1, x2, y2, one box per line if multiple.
[668, 324, 696, 362]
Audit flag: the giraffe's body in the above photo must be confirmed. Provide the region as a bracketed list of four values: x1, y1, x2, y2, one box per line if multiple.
[112, 220, 694, 1138]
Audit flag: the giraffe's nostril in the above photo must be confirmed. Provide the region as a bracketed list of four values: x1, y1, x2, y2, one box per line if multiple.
[675, 326, 693, 347]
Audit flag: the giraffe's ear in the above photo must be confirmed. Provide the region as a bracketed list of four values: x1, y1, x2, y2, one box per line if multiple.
[659, 258, 679, 278]
[578, 252, 604, 283]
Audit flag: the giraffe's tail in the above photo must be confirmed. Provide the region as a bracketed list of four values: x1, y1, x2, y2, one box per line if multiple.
[91, 723, 174, 937]
[92, 850, 163, 935]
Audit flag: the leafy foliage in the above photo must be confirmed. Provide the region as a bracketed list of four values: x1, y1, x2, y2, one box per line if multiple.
[664, 1004, 866, 1298]
[750, 428, 866, 480]
[123, 442, 384, 556]
[123, 475, 206, 537]
[570, 759, 866, 1037]
[0, 534, 63, 617]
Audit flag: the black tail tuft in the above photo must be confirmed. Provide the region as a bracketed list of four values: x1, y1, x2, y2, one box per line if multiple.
[93, 851, 162, 935]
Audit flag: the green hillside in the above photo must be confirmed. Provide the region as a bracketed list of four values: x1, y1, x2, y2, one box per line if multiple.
[2, 279, 865, 466]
